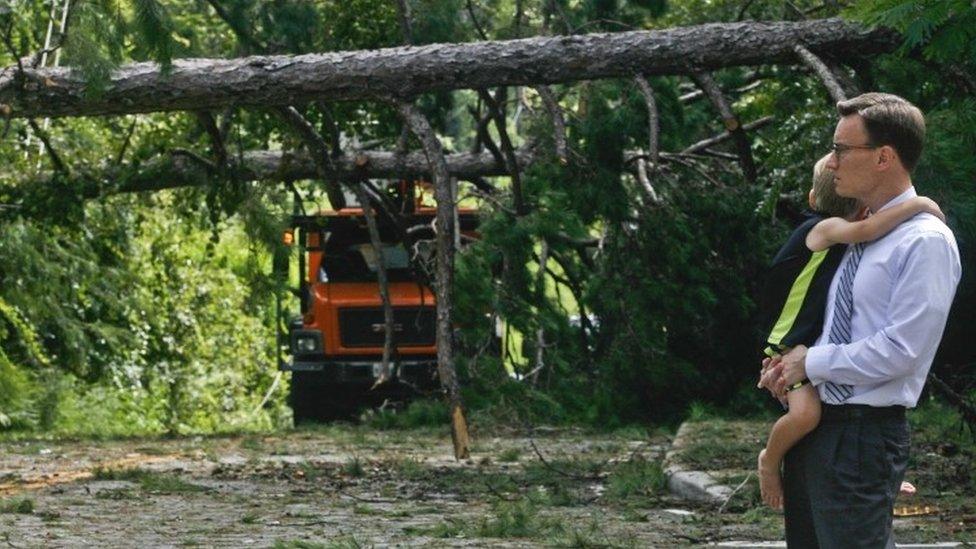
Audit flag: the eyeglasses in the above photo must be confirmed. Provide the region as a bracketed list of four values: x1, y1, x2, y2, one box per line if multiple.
[830, 142, 879, 161]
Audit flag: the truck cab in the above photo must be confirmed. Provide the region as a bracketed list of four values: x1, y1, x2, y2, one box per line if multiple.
[277, 201, 478, 423]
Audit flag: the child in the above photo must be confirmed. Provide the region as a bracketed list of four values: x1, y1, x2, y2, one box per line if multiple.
[757, 154, 943, 510]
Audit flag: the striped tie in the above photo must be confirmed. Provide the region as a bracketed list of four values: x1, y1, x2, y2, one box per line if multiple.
[822, 243, 864, 404]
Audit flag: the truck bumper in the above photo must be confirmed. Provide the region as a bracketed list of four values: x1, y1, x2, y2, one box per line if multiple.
[282, 358, 438, 386]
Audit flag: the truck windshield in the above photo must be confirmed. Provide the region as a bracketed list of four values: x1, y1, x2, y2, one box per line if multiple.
[319, 243, 416, 283]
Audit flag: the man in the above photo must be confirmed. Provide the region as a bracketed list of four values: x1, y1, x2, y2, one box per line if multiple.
[761, 93, 961, 548]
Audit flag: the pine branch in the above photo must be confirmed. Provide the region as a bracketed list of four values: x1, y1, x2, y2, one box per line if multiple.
[478, 88, 526, 214]
[133, 0, 176, 72]
[690, 71, 758, 182]
[113, 117, 138, 167]
[357, 180, 396, 389]
[794, 44, 847, 103]
[194, 111, 228, 173]
[84, 147, 522, 196]
[680, 115, 774, 155]
[679, 76, 766, 103]
[27, 118, 68, 175]
[204, 0, 266, 53]
[466, 0, 489, 41]
[274, 106, 346, 209]
[534, 85, 567, 164]
[632, 74, 660, 166]
[394, 0, 414, 45]
[467, 103, 504, 164]
[929, 373, 976, 432]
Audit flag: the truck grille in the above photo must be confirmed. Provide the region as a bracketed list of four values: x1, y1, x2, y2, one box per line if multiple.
[338, 307, 436, 348]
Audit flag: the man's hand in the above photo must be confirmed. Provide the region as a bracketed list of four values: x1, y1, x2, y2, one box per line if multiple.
[775, 345, 808, 393]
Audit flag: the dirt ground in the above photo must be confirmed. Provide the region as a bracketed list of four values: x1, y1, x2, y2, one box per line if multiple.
[0, 422, 973, 547]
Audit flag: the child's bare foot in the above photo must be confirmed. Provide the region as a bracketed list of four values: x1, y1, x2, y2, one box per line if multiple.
[899, 481, 916, 497]
[758, 449, 783, 510]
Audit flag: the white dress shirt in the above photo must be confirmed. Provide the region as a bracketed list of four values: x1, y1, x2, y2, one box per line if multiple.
[805, 187, 961, 407]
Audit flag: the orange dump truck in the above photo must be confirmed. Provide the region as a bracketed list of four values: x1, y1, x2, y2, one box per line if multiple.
[277, 206, 478, 422]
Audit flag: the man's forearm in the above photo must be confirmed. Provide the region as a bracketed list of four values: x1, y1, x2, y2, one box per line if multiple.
[806, 326, 935, 386]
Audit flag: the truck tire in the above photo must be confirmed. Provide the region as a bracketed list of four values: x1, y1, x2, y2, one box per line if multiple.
[289, 371, 360, 424]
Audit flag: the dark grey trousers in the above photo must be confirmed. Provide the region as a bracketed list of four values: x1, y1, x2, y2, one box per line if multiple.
[782, 408, 910, 549]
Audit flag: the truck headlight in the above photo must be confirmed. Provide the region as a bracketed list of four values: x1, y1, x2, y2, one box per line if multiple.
[291, 330, 323, 354]
[296, 337, 318, 352]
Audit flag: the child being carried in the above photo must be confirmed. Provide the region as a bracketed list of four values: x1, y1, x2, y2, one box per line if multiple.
[756, 154, 941, 509]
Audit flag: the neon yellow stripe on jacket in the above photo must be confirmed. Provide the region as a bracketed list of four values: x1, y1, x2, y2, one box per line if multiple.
[766, 249, 828, 351]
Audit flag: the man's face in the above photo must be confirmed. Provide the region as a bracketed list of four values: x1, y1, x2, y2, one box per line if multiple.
[825, 115, 879, 200]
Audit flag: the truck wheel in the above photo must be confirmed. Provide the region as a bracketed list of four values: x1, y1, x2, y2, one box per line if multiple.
[289, 371, 360, 424]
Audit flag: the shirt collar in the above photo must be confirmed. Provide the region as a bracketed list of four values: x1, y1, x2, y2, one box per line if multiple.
[876, 186, 917, 214]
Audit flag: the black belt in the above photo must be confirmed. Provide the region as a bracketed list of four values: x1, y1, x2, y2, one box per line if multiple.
[820, 403, 905, 422]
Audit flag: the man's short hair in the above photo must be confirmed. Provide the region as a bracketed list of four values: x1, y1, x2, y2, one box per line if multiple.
[812, 155, 860, 218]
[836, 92, 926, 172]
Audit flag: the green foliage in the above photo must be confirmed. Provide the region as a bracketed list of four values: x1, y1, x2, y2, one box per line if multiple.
[0, 196, 287, 437]
[910, 396, 976, 448]
[498, 446, 521, 462]
[131, 0, 177, 70]
[0, 498, 34, 514]
[91, 467, 206, 493]
[0, 297, 46, 429]
[363, 399, 448, 429]
[677, 419, 764, 471]
[604, 458, 666, 501]
[342, 457, 365, 478]
[0, 351, 32, 428]
[62, 0, 126, 96]
[845, 0, 976, 63]
[476, 498, 545, 538]
[408, 0, 466, 44]
[319, 0, 400, 50]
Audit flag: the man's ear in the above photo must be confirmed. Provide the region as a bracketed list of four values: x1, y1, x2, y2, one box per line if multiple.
[877, 145, 896, 171]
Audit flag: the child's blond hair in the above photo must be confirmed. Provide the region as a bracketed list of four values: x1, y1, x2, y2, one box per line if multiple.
[810, 155, 860, 218]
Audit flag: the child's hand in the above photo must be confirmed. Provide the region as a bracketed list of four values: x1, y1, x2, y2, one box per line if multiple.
[916, 196, 946, 223]
[758, 346, 793, 388]
[758, 356, 776, 388]
[758, 357, 785, 398]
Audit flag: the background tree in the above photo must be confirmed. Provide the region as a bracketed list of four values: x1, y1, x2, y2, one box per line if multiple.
[0, 0, 972, 437]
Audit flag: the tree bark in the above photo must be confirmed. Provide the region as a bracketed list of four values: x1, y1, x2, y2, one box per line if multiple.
[0, 19, 896, 118]
[680, 115, 773, 155]
[478, 88, 525, 215]
[691, 71, 758, 183]
[87, 147, 528, 195]
[358, 181, 396, 390]
[632, 75, 659, 166]
[396, 100, 470, 461]
[793, 44, 847, 104]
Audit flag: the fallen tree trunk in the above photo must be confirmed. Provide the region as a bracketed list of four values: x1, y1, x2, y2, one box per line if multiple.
[85, 148, 529, 195]
[0, 19, 895, 118]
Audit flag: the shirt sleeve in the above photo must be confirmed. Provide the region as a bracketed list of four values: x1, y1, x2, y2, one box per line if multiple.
[806, 231, 960, 386]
